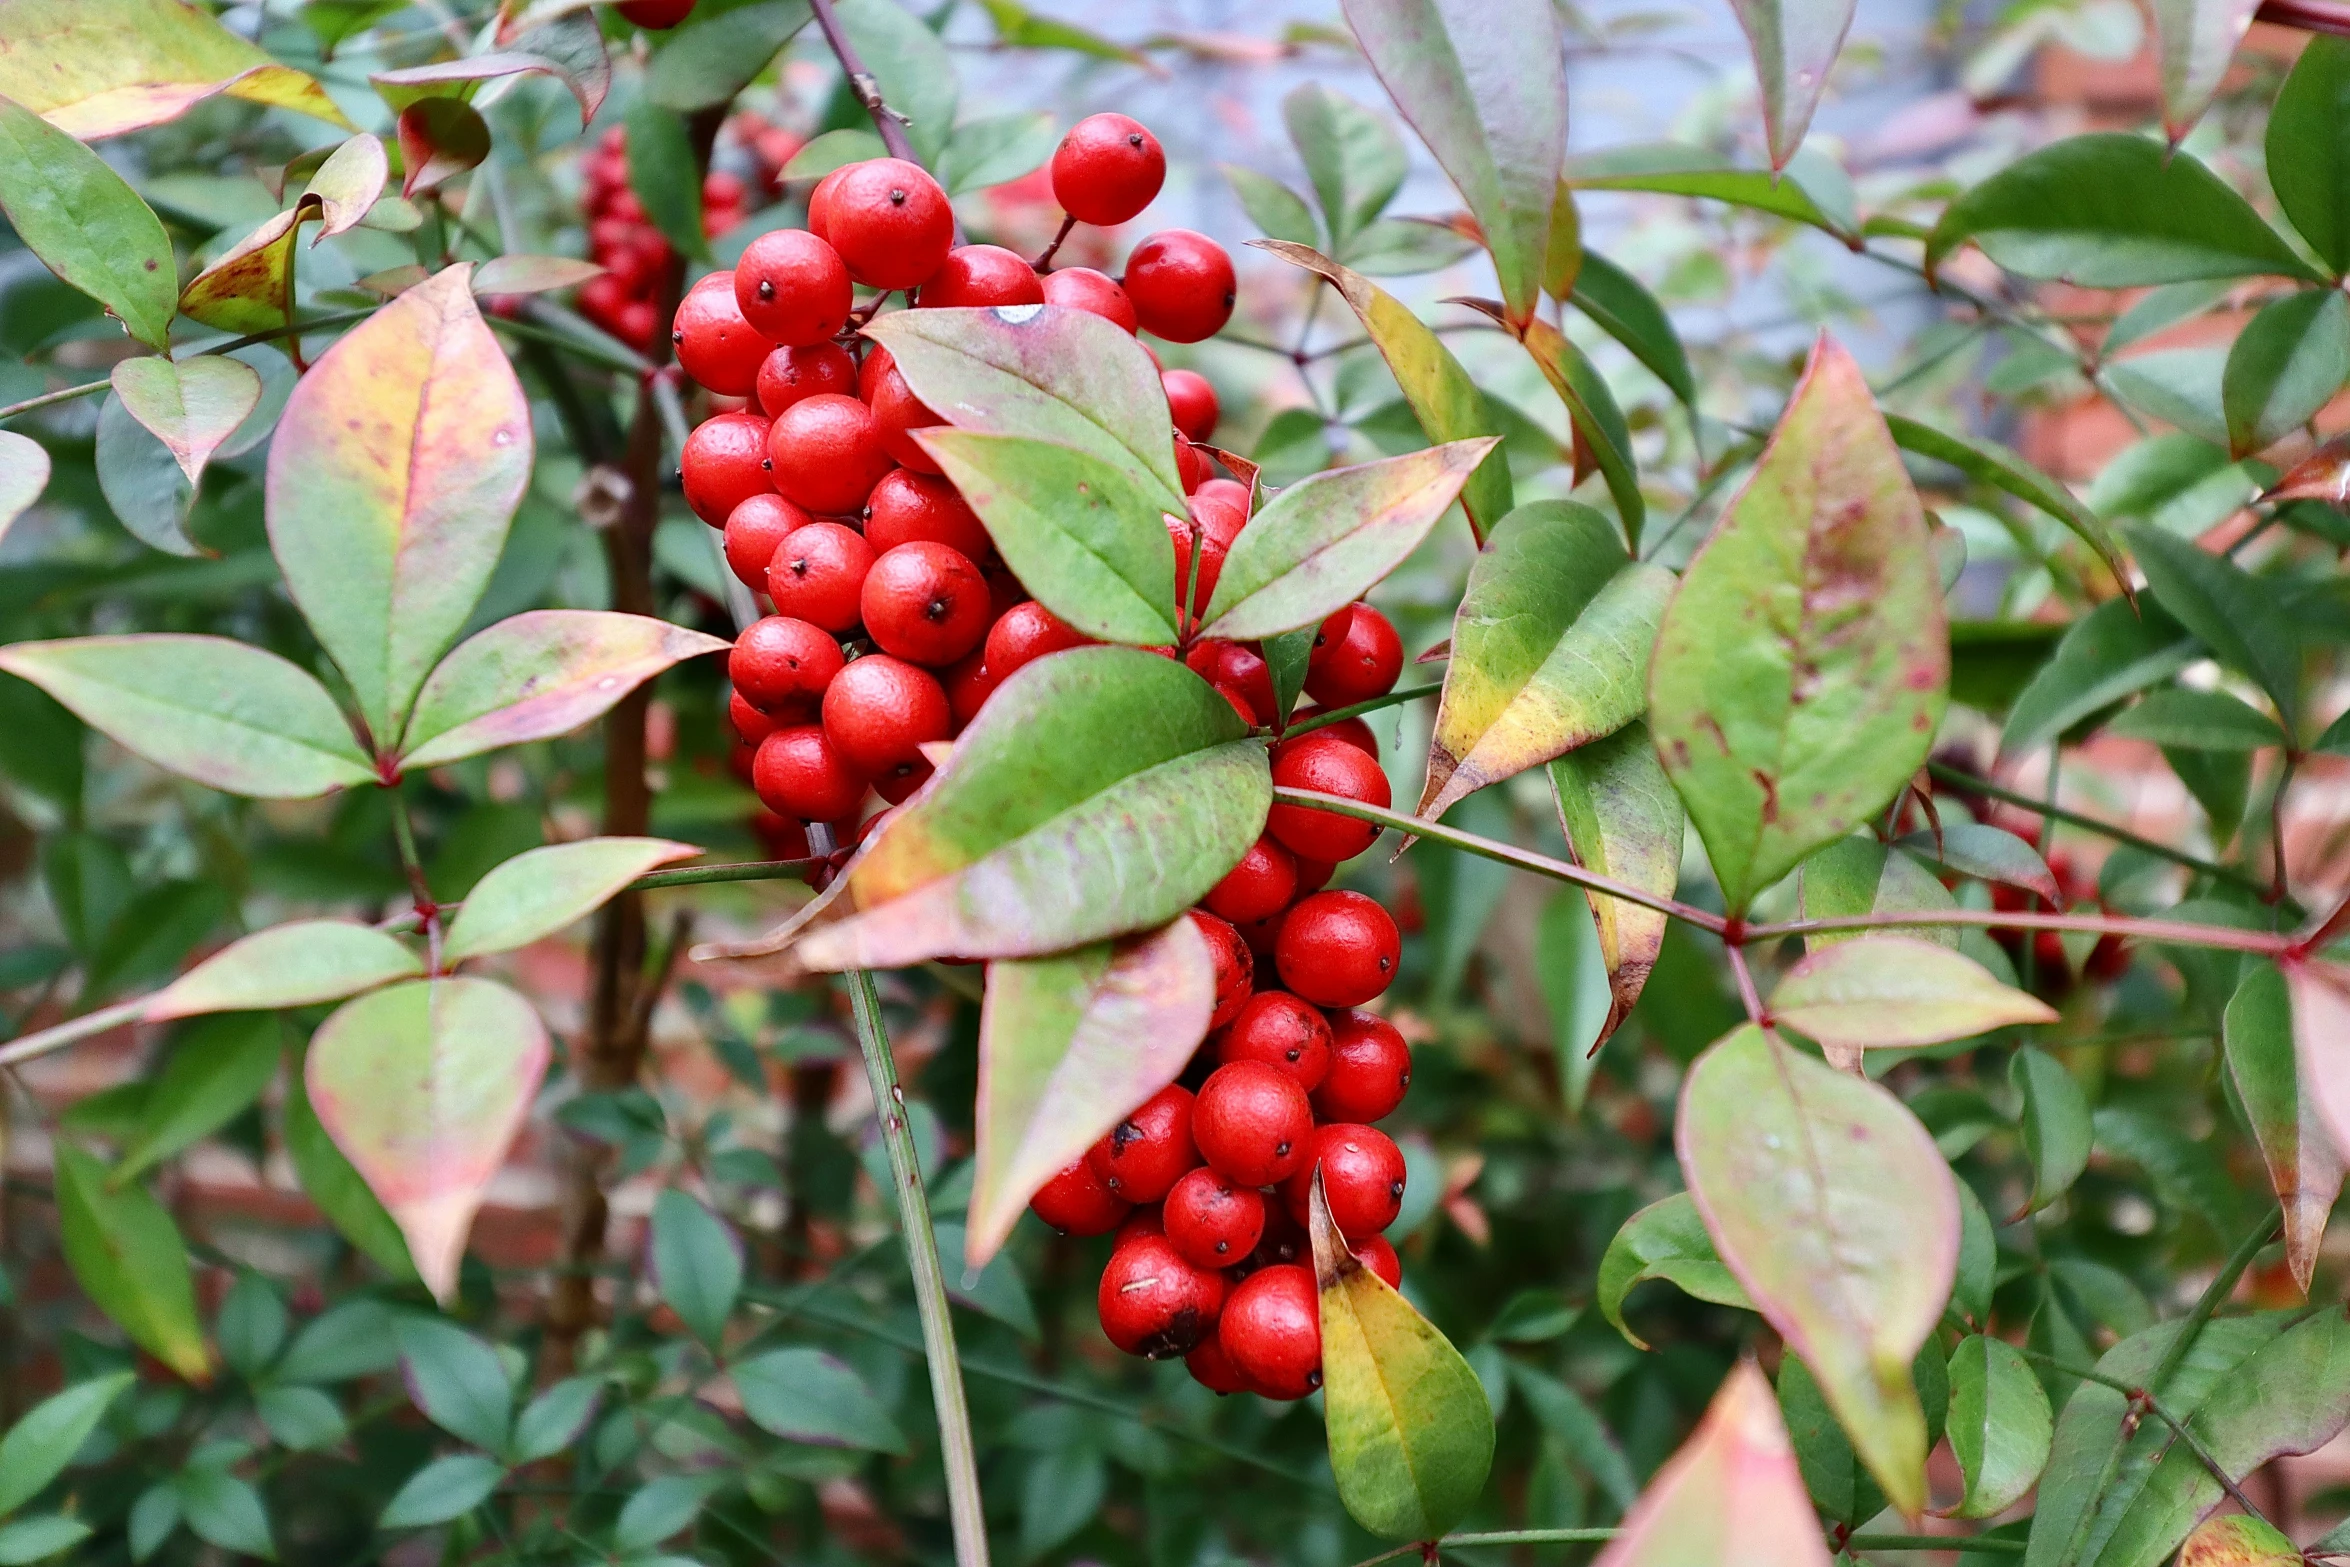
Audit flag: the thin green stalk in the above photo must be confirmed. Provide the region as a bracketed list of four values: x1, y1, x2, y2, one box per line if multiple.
[0, 999, 145, 1069]
[845, 969, 990, 1567]
[2013, 1349, 2269, 1522]
[0, 378, 110, 424]
[631, 858, 820, 891]
[1848, 1536, 2024, 1556]
[1281, 680, 1443, 737]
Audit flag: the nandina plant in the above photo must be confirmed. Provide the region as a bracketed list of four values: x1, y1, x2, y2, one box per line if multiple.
[1, 0, 2349, 1562]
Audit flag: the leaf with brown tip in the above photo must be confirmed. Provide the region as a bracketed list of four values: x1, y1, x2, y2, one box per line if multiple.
[2263, 959, 2350, 1291]
[1547, 723, 1681, 1049]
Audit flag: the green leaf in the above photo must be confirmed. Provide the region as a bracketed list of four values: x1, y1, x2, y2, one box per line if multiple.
[2233, 962, 2345, 1291]
[1895, 823, 2062, 906]
[1595, 1192, 1754, 1350]
[2105, 686, 2284, 751]
[1547, 723, 1683, 1050]
[1484, 308, 1644, 542]
[368, 16, 608, 125]
[1771, 937, 2056, 1051]
[1799, 838, 1959, 963]
[396, 1316, 513, 1452]
[109, 356, 262, 488]
[1226, 164, 1319, 246]
[2103, 347, 2230, 448]
[0, 431, 50, 543]
[977, 0, 1150, 64]
[1563, 143, 1854, 237]
[2125, 524, 2302, 726]
[265, 265, 533, 746]
[615, 1475, 717, 1553]
[2270, 36, 2350, 275]
[1927, 133, 2319, 287]
[1345, 216, 1480, 276]
[53, 1145, 209, 1381]
[276, 1298, 401, 1383]
[1310, 1174, 1494, 1540]
[0, 1515, 91, 1565]
[378, 1454, 504, 1529]
[832, 0, 957, 166]
[772, 648, 1268, 971]
[965, 919, 1214, 1263]
[1677, 1025, 1957, 1517]
[2001, 597, 2195, 755]
[734, 1347, 908, 1452]
[307, 977, 550, 1303]
[1951, 1178, 1998, 1328]
[1940, 1335, 2052, 1520]
[112, 1013, 282, 1183]
[645, 0, 809, 111]
[1727, 0, 1855, 167]
[2223, 289, 2350, 456]
[283, 1060, 417, 1281]
[175, 1466, 274, 1560]
[649, 1189, 741, 1347]
[1649, 336, 1947, 912]
[146, 921, 423, 1021]
[1199, 440, 1497, 640]
[0, 1372, 133, 1518]
[509, 1377, 601, 1464]
[442, 838, 699, 962]
[0, 0, 349, 138]
[624, 99, 708, 264]
[1420, 501, 1667, 822]
[0, 94, 177, 349]
[1778, 1351, 1889, 1525]
[1594, 1363, 1831, 1565]
[1284, 83, 1406, 251]
[1569, 252, 1695, 406]
[255, 1386, 346, 1451]
[95, 388, 198, 555]
[1252, 241, 1513, 539]
[781, 127, 886, 181]
[1264, 625, 1315, 725]
[1884, 413, 2126, 592]
[2011, 1045, 2093, 1216]
[935, 111, 1054, 197]
[128, 1482, 178, 1562]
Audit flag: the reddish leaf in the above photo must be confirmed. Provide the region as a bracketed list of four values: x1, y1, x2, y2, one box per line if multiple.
[0, 0, 351, 139]
[396, 100, 488, 198]
[1591, 1361, 1831, 1567]
[108, 356, 262, 487]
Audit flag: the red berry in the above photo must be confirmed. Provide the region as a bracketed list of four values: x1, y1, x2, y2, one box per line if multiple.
[873, 757, 934, 804]
[671, 274, 769, 396]
[767, 394, 893, 515]
[1185, 1336, 1252, 1395]
[943, 648, 997, 726]
[1162, 369, 1218, 442]
[766, 520, 875, 632]
[857, 342, 895, 402]
[1125, 230, 1235, 343]
[1174, 432, 1209, 493]
[866, 469, 992, 560]
[807, 166, 847, 242]
[731, 229, 852, 347]
[983, 600, 1090, 681]
[921, 244, 1046, 308]
[1276, 890, 1401, 1007]
[1203, 833, 1296, 924]
[753, 725, 865, 821]
[1051, 113, 1166, 226]
[723, 492, 811, 592]
[1192, 1061, 1311, 1188]
[616, 0, 694, 27]
[680, 410, 773, 526]
[1184, 640, 1273, 728]
[1040, 267, 1138, 333]
[1189, 909, 1254, 1031]
[1353, 1234, 1403, 1289]
[730, 615, 843, 716]
[1166, 515, 1228, 622]
[1084, 1084, 1199, 1203]
[1195, 477, 1250, 517]
[1218, 991, 1333, 1091]
[1190, 489, 1248, 550]
[1234, 909, 1286, 958]
[727, 688, 776, 752]
[1029, 1157, 1128, 1236]
[1097, 1232, 1227, 1359]
[703, 170, 746, 207]
[826, 158, 954, 289]
[1267, 735, 1390, 862]
[821, 654, 950, 783]
[756, 341, 858, 417]
[1163, 1166, 1265, 1270]
[1306, 603, 1403, 708]
[1277, 711, 1379, 762]
[1313, 1010, 1410, 1123]
[1115, 1206, 1165, 1245]
[1281, 1122, 1406, 1238]
[860, 542, 991, 666]
[1219, 1264, 1320, 1399]
[1294, 857, 1336, 895]
[866, 364, 945, 475]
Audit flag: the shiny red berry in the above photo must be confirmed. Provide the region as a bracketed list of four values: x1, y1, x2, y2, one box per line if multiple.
[943, 648, 997, 726]
[1124, 230, 1235, 343]
[1305, 603, 1403, 708]
[1267, 735, 1389, 862]
[1277, 711, 1379, 762]
[729, 615, 842, 716]
[752, 725, 865, 821]
[1084, 1084, 1199, 1203]
[1294, 857, 1336, 895]
[861, 542, 991, 667]
[1353, 1234, 1403, 1289]
[866, 469, 991, 560]
[1193, 1061, 1311, 1188]
[1281, 1122, 1406, 1238]
[866, 363, 945, 475]
[1162, 369, 1218, 442]
[1097, 1232, 1226, 1359]
[680, 410, 773, 526]
[1163, 1166, 1265, 1270]
[807, 166, 847, 243]
[766, 394, 893, 515]
[1276, 890, 1401, 1007]
[1029, 1157, 1128, 1236]
[1174, 432, 1209, 493]
[756, 341, 858, 418]
[1188, 909, 1254, 1031]
[672, 273, 768, 396]
[1051, 113, 1166, 226]
[1184, 640, 1273, 728]
[921, 244, 1046, 308]
[722, 492, 811, 593]
[733, 229, 852, 346]
[821, 654, 949, 783]
[1040, 266, 1138, 333]
[1218, 991, 1332, 1091]
[1185, 1335, 1251, 1395]
[1203, 833, 1296, 924]
[1219, 1264, 1320, 1399]
[1313, 1009, 1410, 1123]
[826, 158, 954, 289]
[1190, 488, 1248, 549]
[766, 520, 874, 632]
[982, 600, 1089, 682]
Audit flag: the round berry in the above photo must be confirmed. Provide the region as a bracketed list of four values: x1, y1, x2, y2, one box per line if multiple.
[1192, 1061, 1312, 1188]
[866, 363, 945, 475]
[753, 725, 865, 821]
[1190, 489, 1248, 550]
[983, 600, 1089, 682]
[1124, 230, 1235, 342]
[873, 757, 934, 804]
[1313, 1010, 1410, 1124]
[1163, 1166, 1265, 1269]
[616, 0, 694, 27]
[672, 274, 768, 395]
[1029, 1157, 1128, 1236]
[1276, 890, 1401, 1008]
[766, 520, 875, 632]
[1184, 640, 1273, 728]
[1267, 735, 1390, 862]
[826, 158, 954, 289]
[1162, 369, 1218, 443]
[861, 541, 991, 666]
[1040, 266, 1138, 333]
[1353, 1234, 1403, 1290]
[867, 469, 990, 560]
[1306, 603, 1404, 708]
[1234, 909, 1286, 959]
[1203, 833, 1296, 924]
[1219, 1264, 1320, 1399]
[821, 654, 950, 783]
[1084, 1084, 1199, 1203]
[943, 648, 997, 726]
[728, 688, 776, 756]
[1174, 432, 1209, 493]
[1115, 1206, 1165, 1245]
[1097, 1232, 1226, 1359]
[1051, 113, 1166, 226]
[1294, 858, 1336, 895]
[921, 244, 1046, 308]
[733, 229, 852, 346]
[722, 493, 810, 592]
[1281, 1122, 1406, 1238]
[1189, 909, 1254, 1031]
[1277, 711, 1379, 763]
[767, 394, 893, 515]
[730, 615, 843, 716]
[680, 410, 774, 526]
[1185, 1336, 1251, 1395]
[1218, 991, 1332, 1091]
[756, 341, 858, 417]
[806, 166, 847, 242]
[1167, 515, 1228, 623]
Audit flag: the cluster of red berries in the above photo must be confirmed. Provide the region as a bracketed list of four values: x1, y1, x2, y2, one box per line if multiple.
[578, 127, 749, 352]
[667, 117, 1244, 842]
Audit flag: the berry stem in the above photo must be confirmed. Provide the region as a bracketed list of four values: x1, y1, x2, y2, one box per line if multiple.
[1034, 214, 1077, 272]
[807, 0, 920, 164]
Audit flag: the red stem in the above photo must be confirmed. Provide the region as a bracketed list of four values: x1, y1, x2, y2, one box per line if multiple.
[2257, 0, 2350, 35]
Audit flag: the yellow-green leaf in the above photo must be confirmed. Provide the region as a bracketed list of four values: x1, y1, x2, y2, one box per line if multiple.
[146, 920, 422, 1021]
[2178, 1516, 2302, 1567]
[54, 1143, 211, 1381]
[1548, 723, 1682, 1049]
[108, 356, 261, 488]
[1770, 936, 2056, 1051]
[0, 0, 350, 138]
[442, 838, 700, 962]
[0, 92, 177, 349]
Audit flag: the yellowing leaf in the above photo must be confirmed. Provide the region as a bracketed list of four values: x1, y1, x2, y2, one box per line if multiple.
[108, 356, 262, 487]
[1591, 1361, 1831, 1567]
[2226, 961, 2342, 1293]
[1770, 936, 2056, 1050]
[441, 838, 700, 962]
[2178, 1515, 2302, 1567]
[1548, 724, 1682, 1048]
[0, 0, 350, 138]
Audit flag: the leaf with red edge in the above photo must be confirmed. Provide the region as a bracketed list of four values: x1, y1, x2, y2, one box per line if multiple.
[307, 132, 389, 239]
[1728, 0, 1857, 170]
[441, 838, 702, 962]
[472, 254, 604, 296]
[1591, 1361, 1831, 1567]
[2224, 962, 2341, 1294]
[0, 0, 351, 139]
[369, 11, 608, 124]
[108, 356, 261, 487]
[2265, 434, 2350, 507]
[145, 920, 424, 1021]
[2151, 0, 2263, 143]
[1547, 724, 1682, 1050]
[397, 100, 488, 198]
[306, 976, 550, 1303]
[267, 264, 533, 748]
[964, 918, 1215, 1265]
